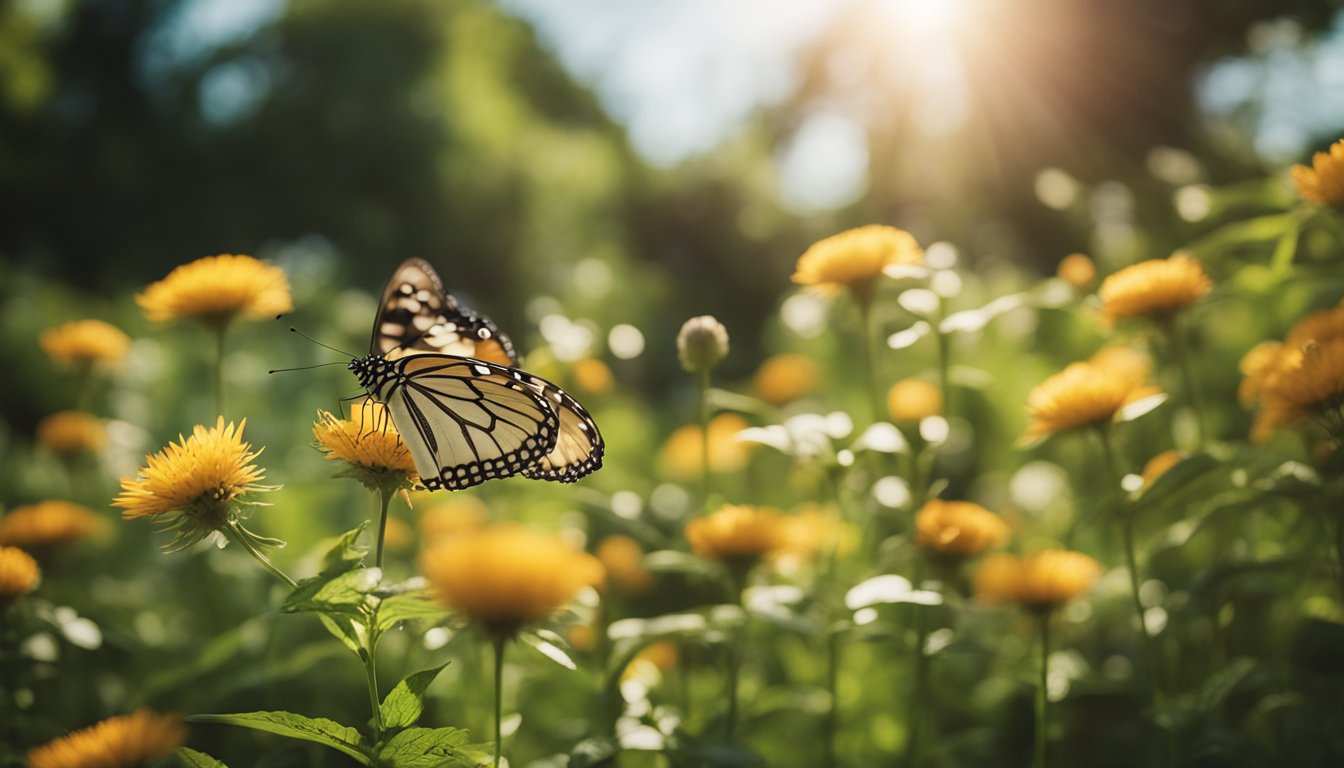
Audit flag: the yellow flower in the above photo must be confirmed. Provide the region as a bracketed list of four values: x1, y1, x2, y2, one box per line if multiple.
[26, 709, 186, 768]
[1021, 348, 1162, 443]
[419, 524, 604, 637]
[915, 499, 1009, 557]
[1238, 340, 1286, 406]
[1285, 300, 1344, 348]
[39, 320, 130, 368]
[773, 505, 856, 570]
[974, 550, 1101, 612]
[1056, 253, 1096, 289]
[0, 501, 100, 549]
[1291, 139, 1344, 207]
[0, 546, 40, 610]
[313, 402, 417, 491]
[137, 253, 293, 324]
[114, 417, 271, 548]
[573, 357, 614, 395]
[1140, 450, 1183, 489]
[793, 225, 924, 299]
[36, 411, 107, 456]
[686, 504, 785, 567]
[419, 495, 487, 544]
[753, 354, 819, 407]
[1253, 338, 1344, 440]
[658, 413, 753, 480]
[887, 378, 943, 422]
[1098, 253, 1211, 323]
[596, 535, 654, 595]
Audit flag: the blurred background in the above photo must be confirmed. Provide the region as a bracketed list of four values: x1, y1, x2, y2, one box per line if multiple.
[5, 2, 1344, 764]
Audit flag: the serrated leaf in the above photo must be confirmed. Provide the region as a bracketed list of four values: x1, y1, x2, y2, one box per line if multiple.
[375, 726, 471, 767]
[284, 568, 381, 618]
[381, 664, 449, 731]
[322, 522, 372, 573]
[177, 747, 230, 767]
[188, 711, 370, 764]
[376, 591, 449, 634]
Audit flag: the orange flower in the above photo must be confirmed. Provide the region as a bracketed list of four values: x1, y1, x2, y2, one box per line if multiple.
[1253, 338, 1344, 440]
[1098, 253, 1211, 323]
[36, 411, 107, 456]
[0, 546, 40, 610]
[0, 501, 100, 549]
[39, 320, 130, 368]
[915, 500, 1009, 557]
[887, 378, 942, 422]
[1056, 253, 1096, 289]
[793, 225, 924, 299]
[596, 535, 654, 595]
[420, 524, 603, 637]
[753, 354, 820, 407]
[137, 254, 292, 324]
[573, 358, 614, 395]
[1022, 348, 1162, 443]
[658, 413, 753, 479]
[685, 505, 785, 566]
[313, 402, 417, 492]
[418, 494, 488, 544]
[1292, 138, 1344, 207]
[974, 550, 1101, 612]
[26, 709, 186, 768]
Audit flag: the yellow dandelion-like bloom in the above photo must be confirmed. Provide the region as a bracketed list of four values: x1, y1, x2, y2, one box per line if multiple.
[114, 417, 271, 548]
[1056, 253, 1096, 289]
[1291, 139, 1344, 207]
[658, 413, 753, 480]
[26, 709, 186, 768]
[39, 320, 131, 369]
[753, 354, 820, 407]
[313, 402, 417, 491]
[419, 524, 604, 637]
[1238, 340, 1286, 407]
[596, 534, 653, 595]
[1022, 348, 1161, 443]
[0, 500, 100, 550]
[1098, 253, 1211, 323]
[915, 499, 1010, 557]
[685, 504, 785, 567]
[136, 253, 293, 324]
[573, 357, 614, 395]
[0, 546, 40, 610]
[419, 495, 487, 544]
[974, 550, 1101, 612]
[1254, 338, 1344, 440]
[793, 225, 924, 299]
[36, 411, 107, 457]
[1140, 450, 1184, 489]
[887, 378, 943, 422]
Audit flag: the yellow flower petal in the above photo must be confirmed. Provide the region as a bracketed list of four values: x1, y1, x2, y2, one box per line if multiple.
[137, 254, 292, 323]
[26, 709, 186, 768]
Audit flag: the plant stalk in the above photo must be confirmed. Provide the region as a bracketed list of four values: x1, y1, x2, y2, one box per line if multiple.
[212, 319, 229, 418]
[824, 628, 840, 768]
[1166, 315, 1205, 448]
[374, 485, 394, 570]
[224, 523, 298, 589]
[698, 369, 712, 512]
[493, 636, 506, 768]
[1034, 612, 1051, 768]
[363, 639, 384, 738]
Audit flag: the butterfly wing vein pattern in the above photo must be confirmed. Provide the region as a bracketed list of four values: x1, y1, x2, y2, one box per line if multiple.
[351, 257, 604, 491]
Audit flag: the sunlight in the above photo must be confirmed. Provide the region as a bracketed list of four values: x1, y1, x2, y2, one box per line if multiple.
[875, 0, 970, 39]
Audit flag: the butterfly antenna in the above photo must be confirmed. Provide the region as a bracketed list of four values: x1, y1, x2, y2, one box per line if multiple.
[269, 361, 350, 374]
[287, 326, 357, 358]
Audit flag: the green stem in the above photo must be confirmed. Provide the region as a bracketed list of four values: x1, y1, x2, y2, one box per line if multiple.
[725, 640, 739, 741]
[855, 293, 882, 423]
[1166, 316, 1205, 448]
[935, 298, 952, 423]
[363, 637, 384, 738]
[492, 636, 506, 768]
[698, 369, 712, 513]
[224, 523, 298, 589]
[374, 485, 394, 571]
[212, 320, 229, 417]
[905, 559, 930, 768]
[1034, 612, 1051, 768]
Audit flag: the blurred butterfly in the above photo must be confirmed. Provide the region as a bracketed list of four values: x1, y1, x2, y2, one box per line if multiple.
[348, 258, 604, 491]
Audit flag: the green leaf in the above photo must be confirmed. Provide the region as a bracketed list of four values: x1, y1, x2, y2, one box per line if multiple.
[1132, 452, 1220, 513]
[177, 747, 230, 768]
[381, 664, 449, 731]
[375, 726, 471, 767]
[323, 522, 372, 573]
[376, 591, 449, 634]
[1270, 216, 1302, 276]
[568, 736, 620, 767]
[521, 629, 577, 670]
[283, 568, 380, 618]
[188, 711, 370, 765]
[319, 613, 364, 656]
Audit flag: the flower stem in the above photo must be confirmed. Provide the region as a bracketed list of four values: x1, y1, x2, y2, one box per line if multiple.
[724, 640, 739, 741]
[212, 320, 229, 418]
[856, 295, 882, 423]
[823, 628, 840, 768]
[492, 635, 507, 768]
[1034, 612, 1051, 768]
[374, 485, 394, 570]
[935, 298, 952, 422]
[698, 369, 712, 513]
[905, 559, 930, 768]
[224, 523, 298, 589]
[363, 639, 384, 738]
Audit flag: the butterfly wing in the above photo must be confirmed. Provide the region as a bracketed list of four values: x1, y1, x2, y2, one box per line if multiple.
[372, 257, 518, 366]
[376, 355, 559, 491]
[514, 371, 606, 483]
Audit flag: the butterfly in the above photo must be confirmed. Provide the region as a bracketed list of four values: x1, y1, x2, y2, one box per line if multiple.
[348, 258, 604, 491]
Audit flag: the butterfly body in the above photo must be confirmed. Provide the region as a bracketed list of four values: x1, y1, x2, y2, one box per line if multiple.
[350, 259, 604, 491]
